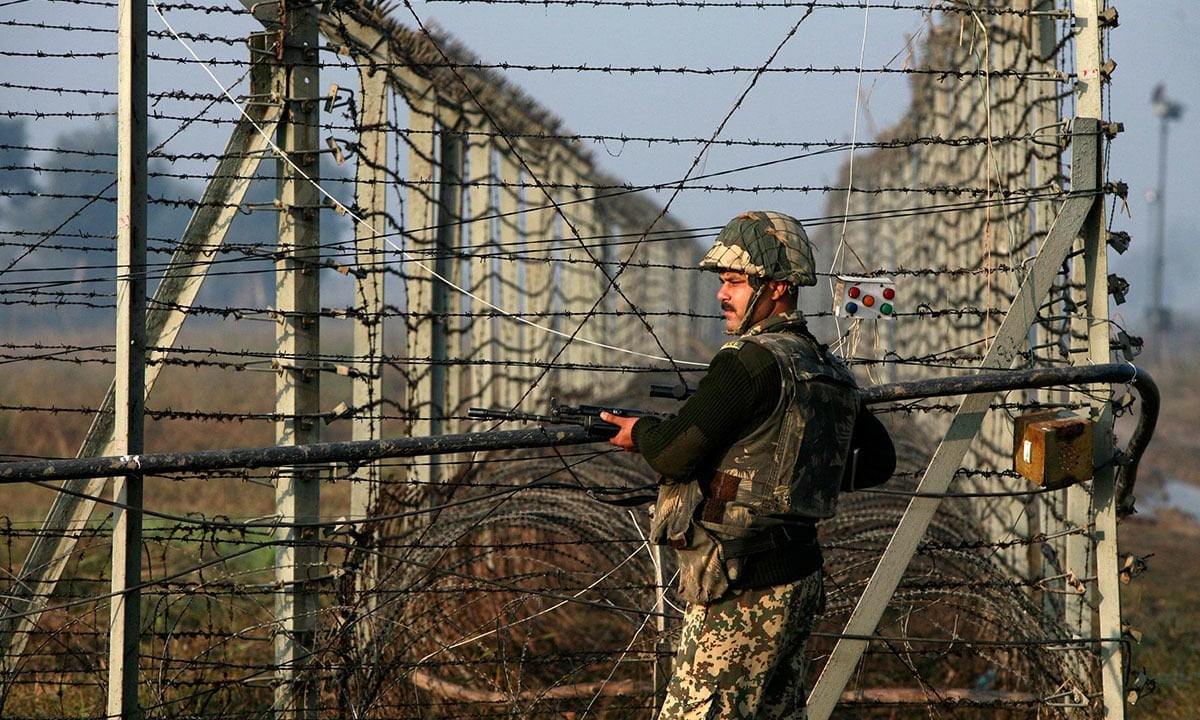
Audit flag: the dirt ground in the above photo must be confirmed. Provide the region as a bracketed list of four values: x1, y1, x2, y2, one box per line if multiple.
[1117, 509, 1200, 717]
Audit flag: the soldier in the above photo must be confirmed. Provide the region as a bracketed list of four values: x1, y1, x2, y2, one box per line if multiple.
[602, 210, 860, 719]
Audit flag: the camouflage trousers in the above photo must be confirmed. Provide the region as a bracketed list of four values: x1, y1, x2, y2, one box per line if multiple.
[657, 570, 824, 720]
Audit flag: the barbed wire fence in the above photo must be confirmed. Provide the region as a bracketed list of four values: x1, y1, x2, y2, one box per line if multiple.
[0, 0, 1148, 718]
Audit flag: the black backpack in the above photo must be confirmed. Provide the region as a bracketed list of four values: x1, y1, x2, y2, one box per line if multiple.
[840, 400, 896, 492]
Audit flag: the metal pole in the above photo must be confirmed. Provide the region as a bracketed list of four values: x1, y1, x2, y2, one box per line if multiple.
[430, 120, 465, 470]
[1151, 112, 1168, 351]
[0, 39, 283, 697]
[274, 1, 321, 715]
[110, 0, 147, 717]
[350, 65, 388, 659]
[0, 363, 1157, 496]
[1150, 83, 1183, 362]
[0, 425, 603, 483]
[1072, 4, 1126, 717]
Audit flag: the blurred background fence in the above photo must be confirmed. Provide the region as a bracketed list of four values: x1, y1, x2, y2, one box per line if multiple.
[0, 1, 1148, 717]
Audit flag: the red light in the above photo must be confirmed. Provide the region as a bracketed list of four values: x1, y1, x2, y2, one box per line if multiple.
[834, 276, 897, 320]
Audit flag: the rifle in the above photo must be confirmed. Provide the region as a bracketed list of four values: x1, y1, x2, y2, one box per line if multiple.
[470, 395, 896, 492]
[468, 403, 663, 440]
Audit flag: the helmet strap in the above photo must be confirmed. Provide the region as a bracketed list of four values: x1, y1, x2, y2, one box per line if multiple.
[735, 278, 768, 335]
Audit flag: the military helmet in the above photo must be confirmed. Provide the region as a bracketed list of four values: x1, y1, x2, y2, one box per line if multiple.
[699, 211, 816, 287]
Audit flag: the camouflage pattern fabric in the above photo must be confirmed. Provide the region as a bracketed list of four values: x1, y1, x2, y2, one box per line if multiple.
[657, 569, 824, 719]
[698, 211, 817, 287]
[715, 321, 859, 523]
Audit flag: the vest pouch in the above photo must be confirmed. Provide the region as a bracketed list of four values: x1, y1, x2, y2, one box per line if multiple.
[673, 523, 734, 605]
[650, 480, 704, 549]
[651, 482, 744, 604]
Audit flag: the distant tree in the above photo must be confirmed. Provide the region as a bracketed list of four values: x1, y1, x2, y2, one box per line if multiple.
[0, 118, 302, 328]
[0, 118, 37, 197]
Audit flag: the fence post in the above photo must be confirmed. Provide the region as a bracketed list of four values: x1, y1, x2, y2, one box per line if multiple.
[431, 118, 466, 442]
[273, 1, 322, 716]
[0, 34, 284, 710]
[1073, 1, 1125, 716]
[466, 132, 497, 408]
[109, 0, 147, 716]
[496, 151, 528, 407]
[350, 63, 389, 660]
[403, 90, 437, 495]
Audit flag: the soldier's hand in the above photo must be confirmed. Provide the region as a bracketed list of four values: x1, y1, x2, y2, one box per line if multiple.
[600, 411, 639, 452]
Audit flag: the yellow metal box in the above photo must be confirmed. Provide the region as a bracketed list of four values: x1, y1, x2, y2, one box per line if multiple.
[1013, 411, 1094, 490]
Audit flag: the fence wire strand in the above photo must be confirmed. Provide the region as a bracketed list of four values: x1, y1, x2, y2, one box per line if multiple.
[0, 0, 1136, 717]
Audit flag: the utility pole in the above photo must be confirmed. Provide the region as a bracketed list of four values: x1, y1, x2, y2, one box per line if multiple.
[1149, 83, 1184, 364]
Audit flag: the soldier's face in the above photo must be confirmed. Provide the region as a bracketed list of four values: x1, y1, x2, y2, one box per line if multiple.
[717, 271, 756, 333]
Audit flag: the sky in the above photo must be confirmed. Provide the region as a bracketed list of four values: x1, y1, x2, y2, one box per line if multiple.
[2, 0, 1198, 331]
[1102, 3, 1199, 329]
[402, 1, 1200, 330]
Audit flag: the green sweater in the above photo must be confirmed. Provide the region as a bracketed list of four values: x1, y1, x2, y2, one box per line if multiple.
[632, 339, 782, 485]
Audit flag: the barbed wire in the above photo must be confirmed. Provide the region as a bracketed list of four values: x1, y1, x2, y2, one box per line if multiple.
[0, 0, 1133, 716]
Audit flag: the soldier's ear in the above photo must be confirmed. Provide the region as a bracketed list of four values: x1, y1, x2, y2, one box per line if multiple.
[768, 280, 793, 301]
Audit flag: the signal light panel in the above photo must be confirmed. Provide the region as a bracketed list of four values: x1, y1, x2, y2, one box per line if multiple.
[834, 276, 896, 319]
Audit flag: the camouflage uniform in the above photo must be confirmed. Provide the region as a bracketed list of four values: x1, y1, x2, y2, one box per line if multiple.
[658, 571, 824, 719]
[626, 211, 857, 720]
[644, 313, 855, 719]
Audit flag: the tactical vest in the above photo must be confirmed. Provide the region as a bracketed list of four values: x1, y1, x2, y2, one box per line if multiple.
[703, 327, 859, 527]
[650, 319, 858, 604]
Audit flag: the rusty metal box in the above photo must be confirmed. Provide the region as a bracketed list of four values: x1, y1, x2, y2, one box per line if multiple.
[1013, 410, 1094, 490]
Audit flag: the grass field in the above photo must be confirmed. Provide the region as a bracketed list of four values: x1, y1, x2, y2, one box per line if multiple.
[0, 322, 354, 523]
